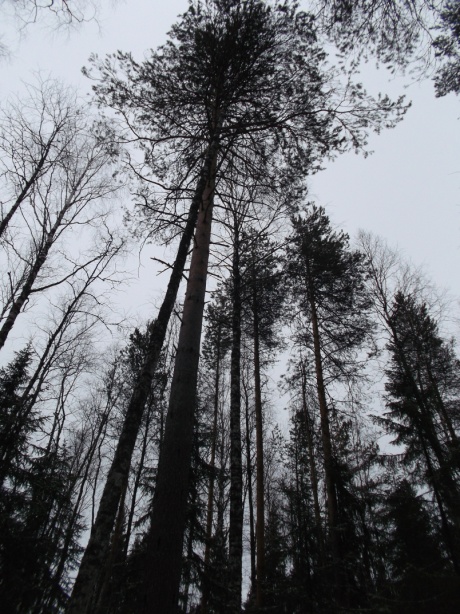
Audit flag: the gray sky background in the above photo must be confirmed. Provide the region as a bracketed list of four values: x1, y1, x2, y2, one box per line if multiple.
[1, 0, 459, 336]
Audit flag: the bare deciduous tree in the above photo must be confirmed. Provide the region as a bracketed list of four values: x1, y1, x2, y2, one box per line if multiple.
[0, 80, 122, 352]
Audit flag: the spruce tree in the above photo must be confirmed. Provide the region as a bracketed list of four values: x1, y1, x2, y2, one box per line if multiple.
[381, 291, 460, 568]
[0, 346, 85, 613]
[382, 479, 460, 613]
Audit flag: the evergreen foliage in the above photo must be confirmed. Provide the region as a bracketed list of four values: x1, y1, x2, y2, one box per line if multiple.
[0, 347, 85, 613]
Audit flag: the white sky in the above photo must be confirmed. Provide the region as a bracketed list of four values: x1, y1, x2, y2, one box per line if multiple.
[1, 0, 459, 330]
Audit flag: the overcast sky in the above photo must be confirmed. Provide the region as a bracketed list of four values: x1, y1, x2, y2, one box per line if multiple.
[1, 0, 459, 330]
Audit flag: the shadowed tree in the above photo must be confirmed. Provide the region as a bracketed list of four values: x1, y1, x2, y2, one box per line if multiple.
[359, 232, 460, 570]
[382, 479, 460, 613]
[380, 291, 460, 568]
[286, 205, 374, 607]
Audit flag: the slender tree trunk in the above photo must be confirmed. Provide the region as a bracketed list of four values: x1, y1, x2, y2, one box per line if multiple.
[228, 233, 243, 613]
[49, 404, 114, 603]
[305, 260, 342, 603]
[67, 142, 219, 614]
[0, 141, 53, 238]
[124, 403, 152, 559]
[252, 296, 265, 610]
[307, 290, 339, 556]
[243, 375, 257, 594]
[142, 150, 218, 614]
[201, 327, 221, 614]
[0, 215, 63, 351]
[181, 482, 197, 614]
[300, 362, 325, 566]
[94, 479, 128, 614]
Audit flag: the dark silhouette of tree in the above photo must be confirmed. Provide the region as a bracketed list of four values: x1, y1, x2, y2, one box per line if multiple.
[380, 291, 460, 568]
[315, 0, 459, 89]
[381, 479, 460, 613]
[0, 347, 86, 613]
[67, 158, 216, 613]
[286, 205, 374, 608]
[434, 1, 460, 95]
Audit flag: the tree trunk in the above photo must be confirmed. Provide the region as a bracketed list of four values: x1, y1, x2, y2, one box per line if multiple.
[0, 140, 53, 238]
[201, 325, 221, 614]
[67, 142, 219, 614]
[300, 362, 325, 566]
[305, 260, 342, 602]
[252, 293, 265, 610]
[243, 375, 257, 594]
[0, 214, 63, 351]
[124, 402, 152, 559]
[142, 150, 218, 614]
[181, 485, 197, 614]
[94, 479, 128, 614]
[48, 403, 114, 605]
[307, 289, 339, 557]
[228, 234, 243, 613]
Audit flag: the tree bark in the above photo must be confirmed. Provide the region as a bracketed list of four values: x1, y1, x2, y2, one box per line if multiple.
[307, 284, 339, 559]
[123, 402, 152, 559]
[142, 150, 218, 614]
[94, 479, 128, 614]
